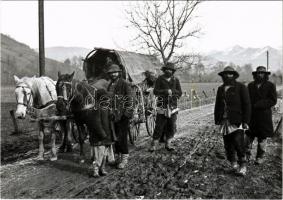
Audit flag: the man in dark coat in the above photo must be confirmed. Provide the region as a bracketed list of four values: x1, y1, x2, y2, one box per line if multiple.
[106, 64, 134, 169]
[149, 62, 182, 152]
[214, 66, 251, 176]
[246, 66, 277, 164]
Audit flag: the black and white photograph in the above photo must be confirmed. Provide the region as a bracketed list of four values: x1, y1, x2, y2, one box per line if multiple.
[1, 0, 282, 199]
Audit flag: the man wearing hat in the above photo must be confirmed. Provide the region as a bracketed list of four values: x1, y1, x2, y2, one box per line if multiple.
[149, 62, 182, 152]
[214, 66, 251, 176]
[106, 64, 134, 169]
[245, 66, 277, 164]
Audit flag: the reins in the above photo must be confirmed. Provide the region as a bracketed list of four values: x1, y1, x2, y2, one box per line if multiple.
[57, 80, 97, 111]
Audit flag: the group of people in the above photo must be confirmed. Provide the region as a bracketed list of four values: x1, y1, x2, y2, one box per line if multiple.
[87, 61, 277, 178]
[214, 65, 277, 176]
[147, 63, 277, 177]
[87, 62, 182, 177]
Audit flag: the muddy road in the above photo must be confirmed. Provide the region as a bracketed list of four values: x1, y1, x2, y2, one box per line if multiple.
[1, 104, 282, 199]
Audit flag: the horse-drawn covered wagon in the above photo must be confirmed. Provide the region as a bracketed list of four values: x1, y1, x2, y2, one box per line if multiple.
[82, 47, 162, 144]
[12, 48, 162, 164]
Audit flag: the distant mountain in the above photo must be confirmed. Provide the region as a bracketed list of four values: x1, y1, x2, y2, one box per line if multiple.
[35, 47, 92, 62]
[204, 45, 282, 71]
[1, 34, 85, 86]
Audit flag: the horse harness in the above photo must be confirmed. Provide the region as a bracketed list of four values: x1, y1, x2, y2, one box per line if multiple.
[16, 78, 56, 111]
[57, 80, 98, 111]
[57, 81, 74, 111]
[15, 84, 33, 108]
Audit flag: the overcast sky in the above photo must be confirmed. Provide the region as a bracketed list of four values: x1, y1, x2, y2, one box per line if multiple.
[1, 1, 282, 53]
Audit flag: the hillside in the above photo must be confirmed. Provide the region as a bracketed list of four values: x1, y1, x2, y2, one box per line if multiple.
[204, 45, 282, 71]
[1, 34, 85, 86]
[36, 47, 92, 62]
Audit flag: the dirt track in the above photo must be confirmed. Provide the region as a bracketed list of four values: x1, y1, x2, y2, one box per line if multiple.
[1, 104, 282, 199]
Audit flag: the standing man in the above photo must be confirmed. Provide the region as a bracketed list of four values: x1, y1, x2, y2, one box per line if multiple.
[149, 62, 182, 152]
[246, 66, 277, 164]
[214, 66, 251, 176]
[106, 64, 134, 169]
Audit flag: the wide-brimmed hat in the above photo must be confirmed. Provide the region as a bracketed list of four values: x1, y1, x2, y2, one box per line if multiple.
[161, 62, 176, 72]
[218, 66, 239, 78]
[106, 64, 121, 73]
[252, 66, 271, 75]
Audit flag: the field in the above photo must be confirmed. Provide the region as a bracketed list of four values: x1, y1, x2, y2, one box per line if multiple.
[180, 82, 220, 98]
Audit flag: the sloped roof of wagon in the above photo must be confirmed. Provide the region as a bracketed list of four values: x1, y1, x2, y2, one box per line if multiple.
[85, 48, 162, 83]
[115, 50, 162, 83]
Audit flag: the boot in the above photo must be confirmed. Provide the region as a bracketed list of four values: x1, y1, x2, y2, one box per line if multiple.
[92, 161, 100, 178]
[117, 154, 129, 169]
[238, 165, 247, 176]
[231, 162, 238, 171]
[165, 138, 175, 151]
[149, 140, 159, 152]
[99, 157, 108, 176]
[108, 153, 120, 167]
[37, 150, 44, 161]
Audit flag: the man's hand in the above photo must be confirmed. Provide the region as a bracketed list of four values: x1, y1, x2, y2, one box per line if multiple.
[242, 123, 249, 130]
[168, 89, 172, 96]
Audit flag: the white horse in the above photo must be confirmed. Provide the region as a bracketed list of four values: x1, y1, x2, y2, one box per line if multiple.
[14, 75, 58, 161]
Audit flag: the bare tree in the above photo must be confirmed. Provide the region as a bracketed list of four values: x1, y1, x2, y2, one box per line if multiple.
[173, 53, 199, 68]
[126, 0, 201, 65]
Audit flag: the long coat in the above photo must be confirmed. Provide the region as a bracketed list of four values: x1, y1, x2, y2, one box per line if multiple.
[107, 78, 135, 121]
[214, 81, 251, 125]
[248, 81, 277, 138]
[72, 88, 114, 146]
[154, 75, 182, 109]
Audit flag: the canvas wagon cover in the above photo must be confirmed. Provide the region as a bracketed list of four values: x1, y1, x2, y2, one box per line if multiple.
[84, 48, 162, 84]
[116, 50, 162, 83]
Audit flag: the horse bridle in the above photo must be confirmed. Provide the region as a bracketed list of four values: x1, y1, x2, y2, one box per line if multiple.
[15, 84, 33, 108]
[57, 80, 98, 110]
[57, 81, 75, 111]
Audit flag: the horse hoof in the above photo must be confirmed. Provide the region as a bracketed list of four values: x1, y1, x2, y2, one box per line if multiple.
[92, 174, 100, 178]
[50, 156, 58, 161]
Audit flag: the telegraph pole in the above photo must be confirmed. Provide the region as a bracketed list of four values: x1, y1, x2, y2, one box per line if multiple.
[266, 50, 269, 71]
[38, 0, 45, 76]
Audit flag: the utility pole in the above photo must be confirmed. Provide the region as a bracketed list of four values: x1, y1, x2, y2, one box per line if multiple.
[266, 50, 269, 71]
[38, 0, 45, 76]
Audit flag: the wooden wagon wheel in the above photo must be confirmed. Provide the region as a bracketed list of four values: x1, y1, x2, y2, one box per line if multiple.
[145, 89, 157, 136]
[145, 109, 156, 136]
[128, 84, 144, 145]
[128, 122, 141, 145]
